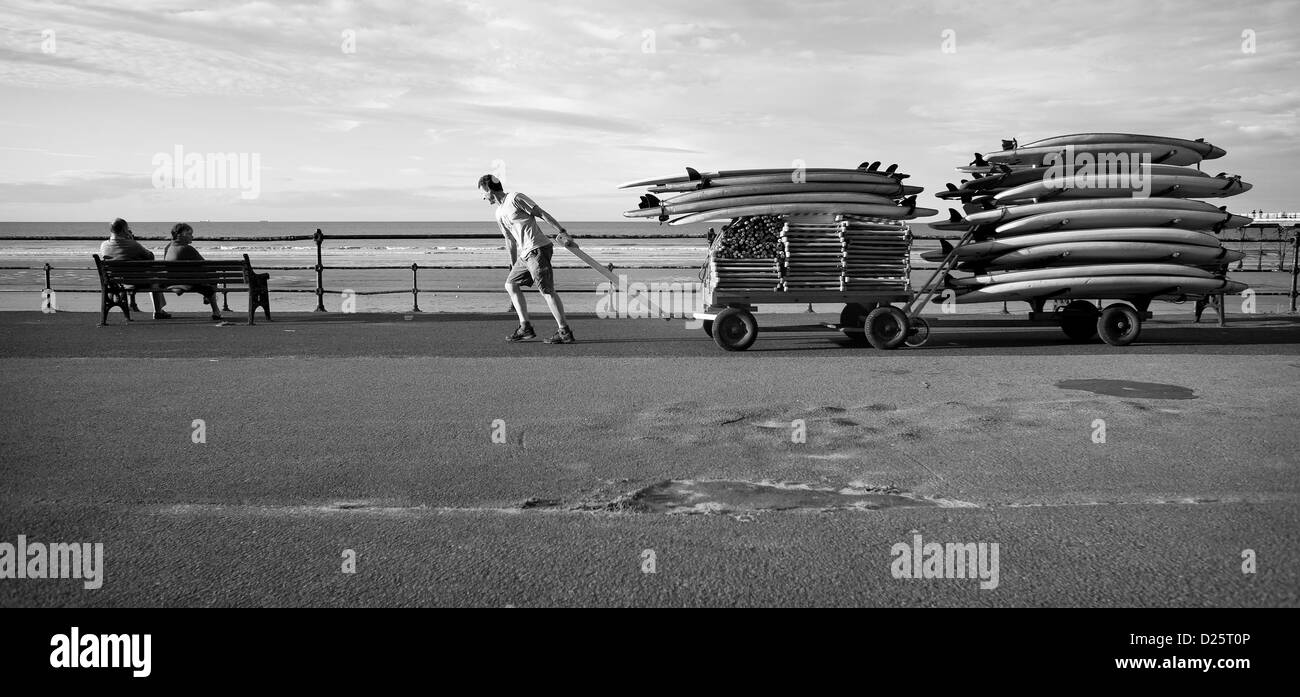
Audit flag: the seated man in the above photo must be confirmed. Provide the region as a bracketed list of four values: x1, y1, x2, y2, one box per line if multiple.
[163, 223, 222, 321]
[100, 218, 169, 319]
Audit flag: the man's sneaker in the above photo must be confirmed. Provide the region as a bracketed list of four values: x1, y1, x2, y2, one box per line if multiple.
[506, 322, 536, 342]
[153, 311, 173, 320]
[544, 326, 576, 344]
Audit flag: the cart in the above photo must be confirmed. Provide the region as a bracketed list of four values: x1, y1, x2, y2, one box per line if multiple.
[694, 224, 1207, 351]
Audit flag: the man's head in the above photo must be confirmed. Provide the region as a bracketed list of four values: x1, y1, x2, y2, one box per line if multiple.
[170, 222, 194, 244]
[110, 218, 131, 238]
[478, 174, 505, 204]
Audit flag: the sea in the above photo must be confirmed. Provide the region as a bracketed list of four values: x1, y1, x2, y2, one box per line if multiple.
[0, 221, 1289, 314]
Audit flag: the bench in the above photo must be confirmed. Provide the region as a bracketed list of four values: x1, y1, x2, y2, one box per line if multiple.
[93, 254, 272, 326]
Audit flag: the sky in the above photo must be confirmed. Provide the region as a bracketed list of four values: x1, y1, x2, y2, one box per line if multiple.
[0, 0, 1296, 222]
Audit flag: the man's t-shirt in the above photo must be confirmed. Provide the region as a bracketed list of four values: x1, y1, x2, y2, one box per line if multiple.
[495, 192, 552, 259]
[99, 237, 155, 261]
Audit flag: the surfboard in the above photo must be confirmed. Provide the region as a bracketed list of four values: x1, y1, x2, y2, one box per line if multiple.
[922, 228, 1224, 262]
[993, 173, 1251, 203]
[954, 275, 1247, 303]
[964, 198, 1231, 227]
[619, 166, 908, 189]
[668, 202, 936, 226]
[947, 263, 1217, 287]
[955, 162, 1215, 176]
[995, 208, 1252, 236]
[978, 142, 1210, 167]
[651, 182, 905, 206]
[624, 192, 898, 218]
[1019, 133, 1226, 159]
[966, 242, 1245, 270]
[647, 171, 913, 192]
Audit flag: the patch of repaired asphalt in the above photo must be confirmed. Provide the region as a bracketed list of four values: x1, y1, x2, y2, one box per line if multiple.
[1056, 379, 1197, 400]
[602, 479, 972, 514]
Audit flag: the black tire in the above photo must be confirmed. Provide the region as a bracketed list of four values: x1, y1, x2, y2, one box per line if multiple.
[712, 307, 758, 351]
[839, 302, 878, 346]
[1097, 303, 1141, 346]
[1058, 300, 1099, 342]
[702, 320, 713, 337]
[864, 306, 909, 350]
[903, 316, 931, 348]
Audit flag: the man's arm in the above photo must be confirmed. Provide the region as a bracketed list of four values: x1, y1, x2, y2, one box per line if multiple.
[498, 220, 517, 265]
[520, 197, 572, 246]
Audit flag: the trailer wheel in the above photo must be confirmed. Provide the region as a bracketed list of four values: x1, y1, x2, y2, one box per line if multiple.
[702, 320, 713, 338]
[903, 316, 931, 348]
[1097, 303, 1141, 346]
[839, 302, 878, 346]
[712, 307, 758, 351]
[1058, 300, 1099, 342]
[865, 306, 909, 350]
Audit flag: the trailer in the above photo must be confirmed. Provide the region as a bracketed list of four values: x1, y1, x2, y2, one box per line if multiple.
[693, 224, 1225, 351]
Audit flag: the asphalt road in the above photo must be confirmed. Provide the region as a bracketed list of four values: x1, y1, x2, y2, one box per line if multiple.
[1, 311, 1297, 606]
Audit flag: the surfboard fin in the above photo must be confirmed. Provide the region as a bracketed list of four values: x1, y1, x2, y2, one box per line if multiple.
[970, 153, 988, 167]
[900, 195, 917, 213]
[1001, 138, 1018, 151]
[638, 194, 661, 209]
[868, 161, 882, 171]
[947, 208, 962, 224]
[939, 238, 954, 257]
[685, 167, 702, 181]
[884, 163, 898, 174]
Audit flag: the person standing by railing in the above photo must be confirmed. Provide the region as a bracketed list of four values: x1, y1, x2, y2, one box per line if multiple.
[479, 174, 576, 344]
[100, 218, 170, 319]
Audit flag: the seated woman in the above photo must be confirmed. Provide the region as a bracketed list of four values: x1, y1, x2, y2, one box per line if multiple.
[164, 223, 222, 321]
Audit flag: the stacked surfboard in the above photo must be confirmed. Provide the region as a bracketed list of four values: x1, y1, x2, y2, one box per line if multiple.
[620, 164, 933, 225]
[622, 164, 930, 295]
[927, 133, 1251, 304]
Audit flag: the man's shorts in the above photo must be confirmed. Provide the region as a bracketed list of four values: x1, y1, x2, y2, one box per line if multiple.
[506, 244, 555, 294]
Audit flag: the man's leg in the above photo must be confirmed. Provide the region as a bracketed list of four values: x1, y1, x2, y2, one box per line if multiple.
[505, 281, 529, 324]
[540, 291, 568, 328]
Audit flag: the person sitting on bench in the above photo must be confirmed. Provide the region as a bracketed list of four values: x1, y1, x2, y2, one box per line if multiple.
[164, 222, 222, 321]
[99, 218, 170, 319]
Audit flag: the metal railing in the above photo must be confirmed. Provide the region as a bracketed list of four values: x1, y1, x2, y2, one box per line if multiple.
[3, 227, 1298, 312]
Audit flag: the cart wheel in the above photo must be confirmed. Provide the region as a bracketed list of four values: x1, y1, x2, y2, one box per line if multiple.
[903, 316, 931, 348]
[1058, 300, 1099, 342]
[839, 302, 878, 346]
[702, 320, 713, 338]
[1097, 303, 1141, 346]
[712, 307, 758, 351]
[864, 306, 909, 350]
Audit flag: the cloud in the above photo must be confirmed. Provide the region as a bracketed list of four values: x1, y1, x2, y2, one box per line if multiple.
[0, 170, 150, 203]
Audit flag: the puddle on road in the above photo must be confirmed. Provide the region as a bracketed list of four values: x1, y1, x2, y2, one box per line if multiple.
[1056, 379, 1197, 400]
[604, 479, 971, 514]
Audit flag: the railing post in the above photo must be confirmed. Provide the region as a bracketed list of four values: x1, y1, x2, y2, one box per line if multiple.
[410, 263, 423, 312]
[313, 228, 327, 312]
[43, 263, 51, 291]
[1290, 232, 1298, 313]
